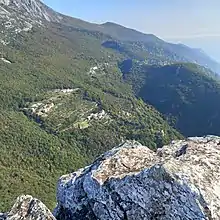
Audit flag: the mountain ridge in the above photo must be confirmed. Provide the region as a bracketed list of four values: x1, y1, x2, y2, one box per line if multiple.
[0, 0, 182, 210]
[121, 61, 220, 136]
[1, 0, 220, 73]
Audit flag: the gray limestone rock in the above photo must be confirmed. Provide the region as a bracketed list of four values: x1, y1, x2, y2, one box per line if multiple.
[54, 137, 220, 220]
[3, 195, 56, 220]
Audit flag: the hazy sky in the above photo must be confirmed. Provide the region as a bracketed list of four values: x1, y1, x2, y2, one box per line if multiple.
[42, 0, 220, 61]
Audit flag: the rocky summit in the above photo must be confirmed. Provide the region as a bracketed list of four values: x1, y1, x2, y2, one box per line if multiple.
[1, 136, 220, 219]
[54, 136, 220, 220]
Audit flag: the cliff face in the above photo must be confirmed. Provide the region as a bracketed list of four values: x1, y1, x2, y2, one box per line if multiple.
[54, 137, 220, 220]
[1, 136, 220, 220]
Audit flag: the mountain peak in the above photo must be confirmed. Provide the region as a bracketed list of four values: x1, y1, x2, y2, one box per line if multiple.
[102, 21, 116, 25]
[102, 21, 125, 27]
[0, 0, 62, 22]
[0, 0, 62, 45]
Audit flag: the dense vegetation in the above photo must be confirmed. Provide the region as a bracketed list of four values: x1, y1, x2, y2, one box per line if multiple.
[0, 16, 182, 210]
[0, 110, 87, 210]
[2, 0, 220, 211]
[122, 61, 220, 136]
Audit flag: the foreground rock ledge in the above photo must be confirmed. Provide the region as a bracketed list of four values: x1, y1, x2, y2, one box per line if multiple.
[55, 136, 220, 220]
[2, 195, 55, 220]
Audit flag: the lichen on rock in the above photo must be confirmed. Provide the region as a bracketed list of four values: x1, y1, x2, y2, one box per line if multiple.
[54, 137, 220, 220]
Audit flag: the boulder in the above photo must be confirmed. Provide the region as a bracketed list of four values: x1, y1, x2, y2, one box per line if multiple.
[4, 195, 56, 220]
[54, 136, 220, 220]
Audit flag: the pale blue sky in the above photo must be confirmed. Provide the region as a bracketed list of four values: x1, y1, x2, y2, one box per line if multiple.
[42, 0, 220, 61]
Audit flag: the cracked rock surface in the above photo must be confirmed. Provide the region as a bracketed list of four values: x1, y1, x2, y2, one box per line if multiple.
[54, 136, 220, 220]
[2, 195, 56, 220]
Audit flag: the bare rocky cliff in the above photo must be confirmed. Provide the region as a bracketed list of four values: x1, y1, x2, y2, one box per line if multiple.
[1, 136, 220, 219]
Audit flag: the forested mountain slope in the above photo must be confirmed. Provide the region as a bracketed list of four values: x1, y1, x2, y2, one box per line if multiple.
[1, 0, 220, 212]
[121, 61, 220, 136]
[0, 0, 183, 211]
[99, 22, 220, 72]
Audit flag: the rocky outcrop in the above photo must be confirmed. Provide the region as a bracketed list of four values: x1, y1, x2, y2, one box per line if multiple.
[54, 136, 220, 220]
[2, 195, 56, 220]
[1, 136, 220, 219]
[0, 0, 62, 22]
[0, 0, 62, 46]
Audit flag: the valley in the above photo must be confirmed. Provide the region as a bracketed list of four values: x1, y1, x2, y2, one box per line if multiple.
[0, 0, 220, 215]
